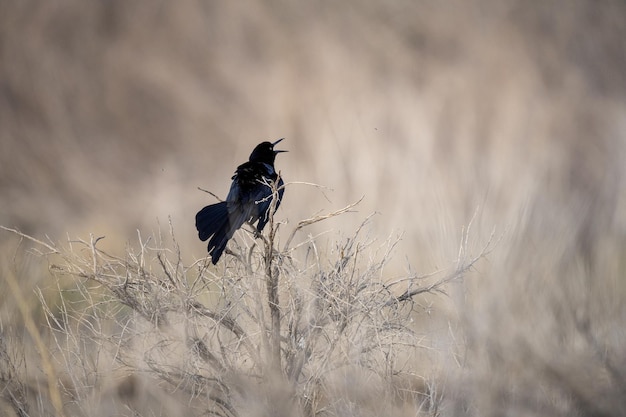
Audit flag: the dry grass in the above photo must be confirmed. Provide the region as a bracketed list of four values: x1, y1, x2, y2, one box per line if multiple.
[1, 197, 493, 416]
[2, 1, 626, 416]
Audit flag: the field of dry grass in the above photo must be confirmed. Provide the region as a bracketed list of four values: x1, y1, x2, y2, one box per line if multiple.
[1, 1, 626, 416]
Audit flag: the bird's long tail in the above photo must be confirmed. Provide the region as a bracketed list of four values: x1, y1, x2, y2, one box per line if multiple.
[195, 202, 247, 264]
[196, 202, 230, 264]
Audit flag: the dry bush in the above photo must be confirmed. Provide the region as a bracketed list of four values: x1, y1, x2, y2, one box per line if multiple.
[1, 193, 494, 417]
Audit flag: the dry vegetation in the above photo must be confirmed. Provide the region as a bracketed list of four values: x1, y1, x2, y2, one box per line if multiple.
[2, 1, 626, 416]
[0, 198, 495, 417]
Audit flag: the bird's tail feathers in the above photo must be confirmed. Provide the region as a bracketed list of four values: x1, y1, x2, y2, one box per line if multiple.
[196, 202, 229, 242]
[196, 202, 250, 264]
[207, 208, 248, 264]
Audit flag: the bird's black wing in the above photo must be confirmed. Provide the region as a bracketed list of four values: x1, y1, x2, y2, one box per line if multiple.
[228, 161, 282, 230]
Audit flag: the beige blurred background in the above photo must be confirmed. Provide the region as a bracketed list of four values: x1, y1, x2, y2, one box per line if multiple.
[1, 0, 624, 263]
[2, 0, 626, 414]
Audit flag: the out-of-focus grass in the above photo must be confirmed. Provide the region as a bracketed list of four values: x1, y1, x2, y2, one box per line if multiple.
[1, 0, 625, 416]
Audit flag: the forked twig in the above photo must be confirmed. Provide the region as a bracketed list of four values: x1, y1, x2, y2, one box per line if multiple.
[283, 196, 364, 251]
[387, 224, 500, 306]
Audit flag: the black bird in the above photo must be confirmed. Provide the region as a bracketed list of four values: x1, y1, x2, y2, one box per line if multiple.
[195, 138, 287, 264]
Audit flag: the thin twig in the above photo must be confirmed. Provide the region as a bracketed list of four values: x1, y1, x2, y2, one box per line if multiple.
[0, 225, 60, 254]
[283, 196, 364, 251]
[197, 187, 224, 202]
[387, 226, 500, 306]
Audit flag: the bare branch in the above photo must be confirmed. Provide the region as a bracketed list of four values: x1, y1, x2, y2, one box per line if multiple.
[387, 226, 500, 305]
[0, 225, 60, 254]
[197, 187, 224, 202]
[283, 196, 364, 251]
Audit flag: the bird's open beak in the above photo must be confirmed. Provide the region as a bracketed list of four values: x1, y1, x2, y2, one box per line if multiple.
[273, 138, 288, 153]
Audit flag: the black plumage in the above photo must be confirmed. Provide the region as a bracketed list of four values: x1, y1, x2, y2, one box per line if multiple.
[196, 139, 286, 264]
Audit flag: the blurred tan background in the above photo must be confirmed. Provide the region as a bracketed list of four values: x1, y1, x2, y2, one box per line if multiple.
[2, 0, 626, 414]
[2, 0, 623, 260]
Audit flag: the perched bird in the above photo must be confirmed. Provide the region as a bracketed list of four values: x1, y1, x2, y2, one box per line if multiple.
[196, 138, 287, 264]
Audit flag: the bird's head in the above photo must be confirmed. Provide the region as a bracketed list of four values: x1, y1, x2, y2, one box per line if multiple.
[249, 138, 287, 165]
